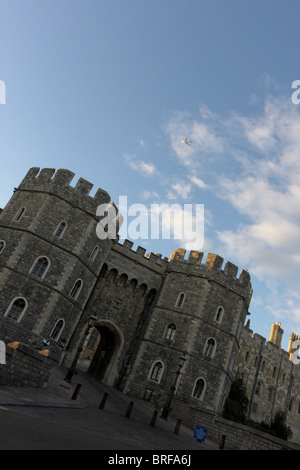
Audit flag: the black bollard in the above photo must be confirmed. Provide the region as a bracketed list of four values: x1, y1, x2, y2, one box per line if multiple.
[99, 392, 109, 410]
[125, 401, 134, 418]
[219, 434, 226, 450]
[149, 410, 158, 427]
[174, 418, 182, 435]
[71, 383, 81, 401]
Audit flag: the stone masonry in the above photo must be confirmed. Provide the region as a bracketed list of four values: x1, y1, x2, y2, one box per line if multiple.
[0, 167, 299, 446]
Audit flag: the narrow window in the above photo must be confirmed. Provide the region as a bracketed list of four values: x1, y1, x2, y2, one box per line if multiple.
[0, 240, 5, 253]
[13, 207, 26, 222]
[149, 361, 164, 383]
[54, 221, 67, 238]
[266, 387, 273, 402]
[165, 323, 176, 341]
[89, 245, 99, 261]
[50, 319, 65, 341]
[204, 338, 216, 357]
[4, 297, 27, 322]
[70, 279, 83, 300]
[30, 256, 50, 279]
[175, 292, 185, 308]
[192, 378, 206, 400]
[215, 306, 224, 322]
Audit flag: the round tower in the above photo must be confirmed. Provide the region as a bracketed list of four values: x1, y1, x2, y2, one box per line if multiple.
[0, 167, 114, 364]
[124, 248, 252, 417]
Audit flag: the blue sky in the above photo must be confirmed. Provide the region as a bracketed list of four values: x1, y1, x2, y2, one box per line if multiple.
[1, 0, 300, 350]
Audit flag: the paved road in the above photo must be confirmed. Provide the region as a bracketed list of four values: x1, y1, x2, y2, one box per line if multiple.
[0, 365, 218, 451]
[0, 407, 140, 450]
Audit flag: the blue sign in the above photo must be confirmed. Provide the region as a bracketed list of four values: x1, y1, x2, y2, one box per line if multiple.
[193, 425, 207, 442]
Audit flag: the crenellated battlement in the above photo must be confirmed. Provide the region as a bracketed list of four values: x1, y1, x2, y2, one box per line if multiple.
[112, 239, 169, 270]
[18, 167, 111, 214]
[168, 248, 252, 299]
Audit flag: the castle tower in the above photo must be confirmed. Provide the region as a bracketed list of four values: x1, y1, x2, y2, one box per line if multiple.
[123, 248, 252, 416]
[288, 332, 300, 360]
[269, 322, 284, 348]
[0, 167, 115, 365]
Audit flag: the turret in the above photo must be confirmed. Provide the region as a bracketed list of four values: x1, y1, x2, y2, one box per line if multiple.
[269, 321, 284, 348]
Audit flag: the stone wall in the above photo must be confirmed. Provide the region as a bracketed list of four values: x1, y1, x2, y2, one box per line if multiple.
[169, 397, 299, 450]
[0, 342, 58, 388]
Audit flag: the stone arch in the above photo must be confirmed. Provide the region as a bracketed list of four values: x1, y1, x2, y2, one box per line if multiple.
[87, 319, 124, 386]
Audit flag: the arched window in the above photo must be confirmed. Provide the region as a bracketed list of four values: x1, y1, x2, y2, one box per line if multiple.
[215, 306, 224, 323]
[129, 278, 138, 290]
[54, 221, 67, 238]
[108, 268, 118, 281]
[69, 279, 83, 300]
[175, 292, 185, 308]
[192, 378, 206, 400]
[89, 245, 99, 262]
[165, 323, 176, 341]
[0, 240, 5, 253]
[118, 273, 128, 286]
[204, 338, 216, 357]
[4, 297, 28, 322]
[13, 207, 26, 222]
[149, 361, 164, 383]
[229, 351, 236, 372]
[266, 387, 273, 402]
[30, 256, 50, 279]
[50, 319, 65, 341]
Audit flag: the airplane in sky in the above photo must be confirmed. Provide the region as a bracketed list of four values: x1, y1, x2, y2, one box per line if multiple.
[181, 138, 192, 145]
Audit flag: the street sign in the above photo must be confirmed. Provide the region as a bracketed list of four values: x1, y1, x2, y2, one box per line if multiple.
[193, 425, 207, 442]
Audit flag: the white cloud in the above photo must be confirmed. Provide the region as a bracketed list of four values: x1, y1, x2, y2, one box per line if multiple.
[124, 153, 157, 177]
[189, 174, 208, 190]
[164, 110, 225, 168]
[171, 182, 191, 200]
[162, 93, 300, 340]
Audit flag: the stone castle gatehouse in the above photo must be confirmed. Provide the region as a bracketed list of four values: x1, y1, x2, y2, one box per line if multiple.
[0, 167, 299, 445]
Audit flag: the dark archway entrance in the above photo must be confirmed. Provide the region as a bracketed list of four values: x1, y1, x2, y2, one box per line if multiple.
[87, 326, 116, 380]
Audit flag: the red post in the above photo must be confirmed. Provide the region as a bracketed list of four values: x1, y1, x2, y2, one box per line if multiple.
[149, 410, 158, 427]
[125, 401, 134, 418]
[219, 434, 226, 450]
[174, 418, 182, 435]
[71, 383, 81, 401]
[99, 392, 109, 410]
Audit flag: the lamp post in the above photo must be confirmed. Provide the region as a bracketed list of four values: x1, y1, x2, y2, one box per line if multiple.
[64, 314, 98, 383]
[161, 351, 187, 420]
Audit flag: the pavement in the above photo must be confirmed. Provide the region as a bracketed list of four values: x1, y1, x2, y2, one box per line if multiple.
[0, 363, 219, 450]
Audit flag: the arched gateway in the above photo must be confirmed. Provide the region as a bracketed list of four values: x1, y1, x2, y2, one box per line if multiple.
[82, 320, 124, 386]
